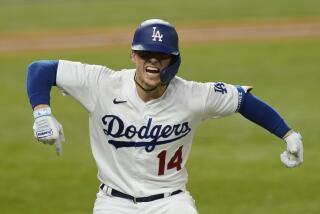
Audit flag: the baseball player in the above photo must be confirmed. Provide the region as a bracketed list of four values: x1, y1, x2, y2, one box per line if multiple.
[26, 19, 303, 214]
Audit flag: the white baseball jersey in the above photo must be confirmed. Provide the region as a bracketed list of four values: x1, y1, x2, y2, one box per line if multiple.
[56, 60, 243, 197]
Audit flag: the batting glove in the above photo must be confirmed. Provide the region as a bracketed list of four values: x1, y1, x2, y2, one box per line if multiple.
[33, 106, 65, 156]
[280, 131, 303, 168]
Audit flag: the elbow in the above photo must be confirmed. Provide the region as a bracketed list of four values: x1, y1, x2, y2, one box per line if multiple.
[27, 60, 59, 85]
[28, 60, 54, 73]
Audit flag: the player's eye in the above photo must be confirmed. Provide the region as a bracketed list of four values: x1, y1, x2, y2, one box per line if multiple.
[135, 51, 171, 61]
[157, 53, 172, 60]
[135, 51, 151, 59]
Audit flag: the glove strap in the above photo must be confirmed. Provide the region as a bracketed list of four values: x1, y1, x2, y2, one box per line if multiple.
[284, 131, 302, 143]
[33, 106, 52, 119]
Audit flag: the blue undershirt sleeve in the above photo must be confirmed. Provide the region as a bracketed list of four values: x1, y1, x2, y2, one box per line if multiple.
[238, 90, 290, 139]
[26, 60, 58, 109]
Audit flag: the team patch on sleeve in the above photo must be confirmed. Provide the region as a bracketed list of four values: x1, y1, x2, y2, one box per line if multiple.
[213, 82, 228, 94]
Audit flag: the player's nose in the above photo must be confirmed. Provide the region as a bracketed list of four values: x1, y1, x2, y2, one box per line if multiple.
[148, 57, 160, 64]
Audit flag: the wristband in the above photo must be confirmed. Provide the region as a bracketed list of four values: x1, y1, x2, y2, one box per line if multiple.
[33, 106, 52, 119]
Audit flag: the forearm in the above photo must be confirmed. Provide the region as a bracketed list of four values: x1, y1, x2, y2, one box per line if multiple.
[238, 92, 290, 138]
[26, 60, 59, 109]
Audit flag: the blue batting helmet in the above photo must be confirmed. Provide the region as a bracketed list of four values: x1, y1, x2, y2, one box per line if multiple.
[131, 19, 181, 84]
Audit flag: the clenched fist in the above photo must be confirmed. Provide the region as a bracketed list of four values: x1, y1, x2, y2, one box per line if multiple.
[280, 131, 303, 168]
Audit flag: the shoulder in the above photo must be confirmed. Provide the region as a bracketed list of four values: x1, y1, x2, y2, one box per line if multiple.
[58, 60, 134, 79]
[58, 60, 115, 73]
[171, 76, 211, 93]
[169, 76, 212, 104]
[103, 68, 135, 82]
[96, 68, 135, 90]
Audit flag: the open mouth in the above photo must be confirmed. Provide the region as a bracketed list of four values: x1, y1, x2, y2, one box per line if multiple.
[145, 66, 160, 74]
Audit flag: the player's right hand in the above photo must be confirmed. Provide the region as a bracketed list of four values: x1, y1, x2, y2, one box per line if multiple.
[33, 106, 65, 156]
[280, 131, 303, 168]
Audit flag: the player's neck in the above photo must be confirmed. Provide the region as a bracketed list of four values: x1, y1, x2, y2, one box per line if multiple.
[136, 83, 167, 102]
[134, 73, 167, 102]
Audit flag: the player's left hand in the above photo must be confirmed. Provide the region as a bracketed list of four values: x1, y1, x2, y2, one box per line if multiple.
[280, 131, 303, 168]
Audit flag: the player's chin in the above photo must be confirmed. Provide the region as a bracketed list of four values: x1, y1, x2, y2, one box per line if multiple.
[144, 80, 161, 89]
[144, 72, 161, 84]
[142, 78, 161, 90]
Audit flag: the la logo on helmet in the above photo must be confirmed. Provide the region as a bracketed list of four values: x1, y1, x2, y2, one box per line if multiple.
[152, 27, 163, 42]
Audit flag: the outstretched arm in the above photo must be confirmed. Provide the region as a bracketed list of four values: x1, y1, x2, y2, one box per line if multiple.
[238, 90, 290, 138]
[26, 60, 65, 155]
[237, 89, 303, 167]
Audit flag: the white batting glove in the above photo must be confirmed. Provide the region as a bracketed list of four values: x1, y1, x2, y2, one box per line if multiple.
[280, 131, 303, 168]
[33, 107, 65, 156]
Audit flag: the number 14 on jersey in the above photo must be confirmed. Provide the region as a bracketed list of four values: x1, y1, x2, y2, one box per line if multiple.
[157, 145, 183, 176]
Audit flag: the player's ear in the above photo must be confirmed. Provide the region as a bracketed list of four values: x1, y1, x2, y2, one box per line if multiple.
[131, 50, 136, 63]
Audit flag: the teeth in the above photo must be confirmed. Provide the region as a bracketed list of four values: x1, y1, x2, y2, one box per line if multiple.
[146, 66, 160, 73]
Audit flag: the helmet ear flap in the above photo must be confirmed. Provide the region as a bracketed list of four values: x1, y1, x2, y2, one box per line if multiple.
[160, 55, 181, 85]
